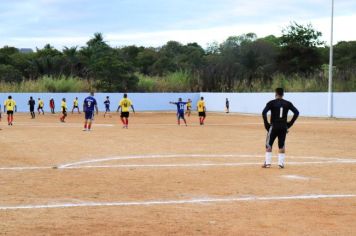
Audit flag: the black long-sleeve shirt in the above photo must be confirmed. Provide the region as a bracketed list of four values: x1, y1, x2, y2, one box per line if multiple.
[262, 98, 299, 129]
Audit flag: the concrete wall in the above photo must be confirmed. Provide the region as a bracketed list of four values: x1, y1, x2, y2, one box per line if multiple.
[0, 92, 355, 118]
[201, 92, 356, 118]
[0, 93, 199, 113]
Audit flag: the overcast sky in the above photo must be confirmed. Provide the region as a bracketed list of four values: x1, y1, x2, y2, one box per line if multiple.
[0, 0, 355, 49]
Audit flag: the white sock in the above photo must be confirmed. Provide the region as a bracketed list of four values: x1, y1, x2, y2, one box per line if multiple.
[278, 153, 285, 166]
[265, 152, 272, 165]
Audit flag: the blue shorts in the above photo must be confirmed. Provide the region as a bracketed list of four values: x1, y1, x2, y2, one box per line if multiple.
[85, 111, 94, 120]
[177, 112, 185, 119]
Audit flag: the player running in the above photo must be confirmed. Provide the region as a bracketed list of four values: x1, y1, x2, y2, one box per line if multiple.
[37, 98, 44, 115]
[186, 99, 192, 117]
[72, 97, 81, 114]
[28, 96, 36, 119]
[60, 98, 67, 122]
[104, 96, 111, 118]
[4, 96, 17, 126]
[117, 94, 135, 129]
[170, 98, 188, 126]
[83, 92, 98, 131]
[197, 97, 206, 125]
[262, 88, 299, 169]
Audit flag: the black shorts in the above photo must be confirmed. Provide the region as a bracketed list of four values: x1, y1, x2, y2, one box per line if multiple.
[198, 112, 206, 117]
[38, 106, 43, 110]
[121, 112, 129, 118]
[30, 107, 35, 112]
[73, 106, 79, 109]
[266, 126, 287, 149]
[105, 107, 110, 112]
[62, 110, 67, 116]
[7, 110, 14, 115]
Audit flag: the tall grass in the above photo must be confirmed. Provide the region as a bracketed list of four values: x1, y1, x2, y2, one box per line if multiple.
[0, 76, 90, 92]
[137, 71, 199, 92]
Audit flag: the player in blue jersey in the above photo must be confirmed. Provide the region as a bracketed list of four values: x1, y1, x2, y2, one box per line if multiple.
[104, 96, 111, 118]
[83, 92, 98, 131]
[170, 98, 188, 126]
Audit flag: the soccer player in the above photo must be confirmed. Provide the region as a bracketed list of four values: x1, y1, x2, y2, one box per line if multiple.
[4, 95, 17, 126]
[170, 98, 187, 126]
[186, 98, 192, 117]
[49, 98, 55, 114]
[262, 88, 299, 169]
[225, 98, 230, 113]
[104, 96, 111, 118]
[117, 93, 135, 129]
[197, 97, 206, 125]
[37, 98, 44, 115]
[60, 98, 67, 122]
[72, 97, 81, 114]
[83, 92, 98, 131]
[28, 96, 36, 119]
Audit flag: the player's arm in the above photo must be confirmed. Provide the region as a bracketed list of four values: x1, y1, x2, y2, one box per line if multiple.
[169, 102, 177, 105]
[131, 105, 135, 113]
[14, 105, 17, 113]
[262, 102, 271, 131]
[117, 105, 121, 112]
[95, 104, 99, 115]
[287, 103, 299, 129]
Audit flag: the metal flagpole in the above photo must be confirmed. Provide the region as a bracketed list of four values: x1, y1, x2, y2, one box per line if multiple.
[328, 0, 334, 117]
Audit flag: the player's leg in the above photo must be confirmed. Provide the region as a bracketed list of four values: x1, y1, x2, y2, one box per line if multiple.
[10, 112, 14, 125]
[120, 112, 126, 127]
[263, 127, 277, 168]
[277, 129, 287, 168]
[176, 113, 181, 125]
[201, 112, 206, 125]
[180, 113, 187, 126]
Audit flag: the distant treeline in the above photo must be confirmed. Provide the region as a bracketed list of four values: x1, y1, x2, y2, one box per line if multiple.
[0, 22, 355, 92]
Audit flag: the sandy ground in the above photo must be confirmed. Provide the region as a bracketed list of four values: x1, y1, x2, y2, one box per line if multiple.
[0, 112, 355, 235]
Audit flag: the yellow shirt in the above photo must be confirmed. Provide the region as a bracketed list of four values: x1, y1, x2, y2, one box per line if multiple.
[38, 100, 44, 107]
[187, 102, 192, 108]
[119, 98, 132, 112]
[4, 99, 16, 111]
[197, 101, 205, 112]
[61, 101, 67, 111]
[73, 99, 79, 106]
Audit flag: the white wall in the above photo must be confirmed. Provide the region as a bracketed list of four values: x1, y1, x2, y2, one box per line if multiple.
[0, 92, 355, 118]
[0, 93, 199, 113]
[201, 92, 356, 118]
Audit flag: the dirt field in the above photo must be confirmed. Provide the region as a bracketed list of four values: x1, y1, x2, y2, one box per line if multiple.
[0, 112, 355, 236]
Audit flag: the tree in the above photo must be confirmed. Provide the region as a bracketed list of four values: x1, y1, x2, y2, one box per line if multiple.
[277, 22, 324, 74]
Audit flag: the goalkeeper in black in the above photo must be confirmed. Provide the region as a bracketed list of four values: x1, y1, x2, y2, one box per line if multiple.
[262, 88, 299, 168]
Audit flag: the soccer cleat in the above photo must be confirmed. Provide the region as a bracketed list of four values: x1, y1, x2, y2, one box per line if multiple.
[261, 163, 271, 168]
[82, 129, 87, 131]
[278, 164, 285, 169]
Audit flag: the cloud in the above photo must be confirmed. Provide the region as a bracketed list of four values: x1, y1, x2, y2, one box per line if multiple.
[0, 0, 355, 49]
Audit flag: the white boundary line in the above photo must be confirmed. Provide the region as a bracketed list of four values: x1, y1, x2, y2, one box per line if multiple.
[58, 154, 353, 169]
[0, 194, 355, 210]
[1, 154, 355, 171]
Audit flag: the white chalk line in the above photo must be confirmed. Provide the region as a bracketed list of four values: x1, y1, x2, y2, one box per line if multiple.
[2, 160, 356, 171]
[0, 194, 355, 210]
[58, 153, 354, 169]
[1, 154, 355, 171]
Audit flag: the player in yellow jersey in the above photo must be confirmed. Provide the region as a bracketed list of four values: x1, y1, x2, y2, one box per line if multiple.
[117, 93, 135, 129]
[186, 98, 192, 117]
[60, 98, 67, 122]
[37, 98, 44, 115]
[4, 95, 17, 126]
[197, 96, 206, 125]
[71, 97, 81, 114]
